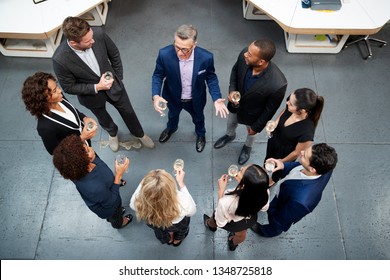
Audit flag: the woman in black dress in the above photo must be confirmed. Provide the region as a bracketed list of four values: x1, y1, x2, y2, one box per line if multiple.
[265, 88, 324, 162]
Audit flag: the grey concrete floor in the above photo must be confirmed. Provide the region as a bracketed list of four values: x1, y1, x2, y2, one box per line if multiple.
[0, 0, 389, 260]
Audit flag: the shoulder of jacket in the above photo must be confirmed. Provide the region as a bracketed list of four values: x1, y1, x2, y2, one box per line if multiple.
[195, 46, 213, 57]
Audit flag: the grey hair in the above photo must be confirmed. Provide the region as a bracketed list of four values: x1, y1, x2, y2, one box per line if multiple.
[175, 24, 198, 42]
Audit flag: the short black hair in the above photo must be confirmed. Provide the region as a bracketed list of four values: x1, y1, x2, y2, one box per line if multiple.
[253, 38, 276, 62]
[310, 143, 338, 175]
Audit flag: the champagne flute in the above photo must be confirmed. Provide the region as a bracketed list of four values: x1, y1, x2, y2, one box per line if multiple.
[265, 120, 276, 139]
[173, 158, 184, 175]
[231, 91, 241, 108]
[264, 160, 275, 178]
[116, 154, 128, 173]
[158, 100, 167, 117]
[104, 71, 113, 81]
[227, 164, 239, 182]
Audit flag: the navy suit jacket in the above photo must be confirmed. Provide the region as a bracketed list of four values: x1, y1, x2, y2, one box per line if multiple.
[52, 27, 126, 109]
[268, 162, 333, 233]
[228, 48, 287, 133]
[151, 45, 222, 114]
[74, 156, 121, 219]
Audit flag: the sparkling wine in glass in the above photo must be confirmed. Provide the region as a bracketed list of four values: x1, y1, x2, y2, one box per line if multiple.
[231, 91, 241, 108]
[86, 122, 95, 131]
[116, 154, 128, 173]
[264, 160, 275, 177]
[231, 91, 241, 102]
[158, 100, 167, 117]
[265, 120, 276, 139]
[173, 159, 184, 175]
[228, 164, 239, 181]
[104, 71, 113, 81]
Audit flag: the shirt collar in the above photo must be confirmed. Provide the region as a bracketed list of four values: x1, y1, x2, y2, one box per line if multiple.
[67, 40, 87, 54]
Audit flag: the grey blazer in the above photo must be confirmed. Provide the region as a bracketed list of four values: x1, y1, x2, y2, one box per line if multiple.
[52, 27, 125, 109]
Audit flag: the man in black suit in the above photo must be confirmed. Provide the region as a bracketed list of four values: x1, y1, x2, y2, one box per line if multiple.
[214, 39, 287, 164]
[52, 17, 154, 152]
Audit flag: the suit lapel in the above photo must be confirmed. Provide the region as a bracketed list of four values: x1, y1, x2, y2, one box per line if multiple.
[192, 48, 200, 87]
[45, 111, 80, 130]
[169, 46, 181, 85]
[62, 99, 82, 127]
[91, 41, 105, 76]
[239, 62, 250, 95]
[242, 62, 271, 98]
[64, 43, 100, 78]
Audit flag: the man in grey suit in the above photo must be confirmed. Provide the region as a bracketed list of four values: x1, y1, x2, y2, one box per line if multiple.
[52, 17, 154, 151]
[214, 39, 287, 165]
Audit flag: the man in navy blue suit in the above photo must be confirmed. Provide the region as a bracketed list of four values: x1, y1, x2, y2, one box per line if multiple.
[152, 24, 228, 152]
[251, 143, 338, 237]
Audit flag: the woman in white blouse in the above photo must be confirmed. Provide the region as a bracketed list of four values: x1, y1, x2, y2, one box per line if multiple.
[130, 169, 196, 246]
[204, 164, 269, 251]
[21, 72, 97, 155]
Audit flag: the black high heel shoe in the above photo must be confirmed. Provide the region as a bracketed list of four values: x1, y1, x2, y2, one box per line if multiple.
[121, 214, 133, 228]
[203, 214, 217, 232]
[228, 232, 238, 251]
[172, 229, 189, 247]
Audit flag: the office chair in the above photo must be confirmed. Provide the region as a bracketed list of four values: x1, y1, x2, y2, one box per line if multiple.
[344, 35, 387, 59]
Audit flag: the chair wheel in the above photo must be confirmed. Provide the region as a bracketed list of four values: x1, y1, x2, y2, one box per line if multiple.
[380, 43, 386, 48]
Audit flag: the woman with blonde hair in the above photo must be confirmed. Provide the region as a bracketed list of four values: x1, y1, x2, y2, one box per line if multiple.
[130, 169, 196, 246]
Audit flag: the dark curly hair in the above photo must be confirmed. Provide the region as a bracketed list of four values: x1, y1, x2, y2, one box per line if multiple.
[53, 134, 90, 180]
[21, 72, 56, 118]
[228, 164, 269, 217]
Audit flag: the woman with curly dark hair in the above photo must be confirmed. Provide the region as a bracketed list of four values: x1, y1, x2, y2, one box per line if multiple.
[53, 134, 132, 228]
[203, 164, 270, 251]
[21, 72, 97, 154]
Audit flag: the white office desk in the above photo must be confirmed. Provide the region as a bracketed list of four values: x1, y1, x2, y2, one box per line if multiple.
[0, 0, 109, 58]
[244, 0, 390, 53]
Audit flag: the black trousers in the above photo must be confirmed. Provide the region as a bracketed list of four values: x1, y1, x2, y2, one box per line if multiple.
[147, 216, 191, 244]
[107, 204, 124, 229]
[90, 89, 144, 137]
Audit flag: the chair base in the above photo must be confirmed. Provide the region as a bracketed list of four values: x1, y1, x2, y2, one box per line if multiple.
[344, 35, 387, 59]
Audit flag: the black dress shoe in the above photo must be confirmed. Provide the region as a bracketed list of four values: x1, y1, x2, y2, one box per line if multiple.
[159, 128, 177, 143]
[196, 136, 206, 152]
[238, 145, 252, 165]
[250, 222, 266, 237]
[214, 134, 235, 149]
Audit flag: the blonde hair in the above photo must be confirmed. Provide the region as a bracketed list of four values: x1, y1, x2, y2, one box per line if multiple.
[135, 169, 180, 228]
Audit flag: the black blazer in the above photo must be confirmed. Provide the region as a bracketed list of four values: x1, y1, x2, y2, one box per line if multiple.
[228, 48, 288, 133]
[37, 98, 87, 154]
[52, 27, 125, 109]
